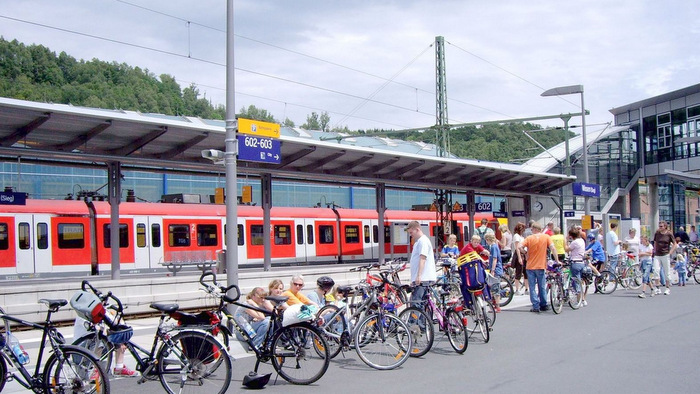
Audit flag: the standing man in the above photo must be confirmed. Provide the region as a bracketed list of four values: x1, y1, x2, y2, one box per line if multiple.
[520, 222, 559, 313]
[606, 222, 622, 271]
[475, 218, 494, 248]
[690, 225, 698, 243]
[653, 220, 677, 296]
[406, 221, 436, 308]
[544, 222, 555, 236]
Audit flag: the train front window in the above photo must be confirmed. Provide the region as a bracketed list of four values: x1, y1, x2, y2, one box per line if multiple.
[319, 225, 334, 244]
[58, 223, 85, 249]
[103, 224, 129, 248]
[0, 223, 8, 250]
[37, 223, 48, 249]
[169, 224, 190, 247]
[345, 225, 360, 244]
[197, 224, 218, 247]
[18, 222, 30, 250]
[275, 225, 292, 245]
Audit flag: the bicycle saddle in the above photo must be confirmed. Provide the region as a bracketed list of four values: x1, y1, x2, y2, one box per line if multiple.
[265, 295, 289, 305]
[150, 303, 180, 313]
[39, 298, 68, 310]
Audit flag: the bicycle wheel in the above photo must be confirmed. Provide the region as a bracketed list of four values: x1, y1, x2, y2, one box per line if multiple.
[482, 296, 496, 328]
[568, 278, 583, 310]
[595, 271, 618, 294]
[550, 281, 564, 314]
[0, 350, 6, 393]
[316, 305, 345, 359]
[694, 267, 700, 284]
[271, 323, 329, 385]
[157, 330, 231, 394]
[445, 310, 468, 354]
[43, 345, 110, 394]
[497, 277, 514, 307]
[354, 312, 411, 370]
[73, 332, 114, 375]
[624, 265, 643, 290]
[398, 306, 434, 357]
[473, 302, 490, 343]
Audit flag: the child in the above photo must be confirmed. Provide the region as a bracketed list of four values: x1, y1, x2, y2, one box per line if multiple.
[675, 253, 687, 286]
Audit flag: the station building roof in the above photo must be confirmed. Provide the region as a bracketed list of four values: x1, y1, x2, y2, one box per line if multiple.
[0, 97, 574, 196]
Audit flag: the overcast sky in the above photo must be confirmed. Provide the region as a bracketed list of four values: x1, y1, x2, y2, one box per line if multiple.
[1, 0, 698, 133]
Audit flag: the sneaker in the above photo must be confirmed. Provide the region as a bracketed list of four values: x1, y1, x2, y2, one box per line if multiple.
[540, 305, 550, 312]
[654, 288, 661, 295]
[113, 367, 139, 377]
[494, 306, 501, 313]
[582, 300, 588, 307]
[638, 293, 646, 298]
[664, 288, 670, 295]
[650, 290, 655, 297]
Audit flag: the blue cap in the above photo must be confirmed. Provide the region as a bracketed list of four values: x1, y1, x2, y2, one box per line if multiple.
[587, 233, 595, 240]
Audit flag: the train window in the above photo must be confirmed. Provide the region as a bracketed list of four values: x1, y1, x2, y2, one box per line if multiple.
[384, 226, 390, 243]
[250, 225, 264, 246]
[237, 224, 244, 246]
[18, 222, 30, 250]
[151, 224, 161, 247]
[168, 224, 190, 247]
[319, 225, 334, 244]
[0, 223, 8, 250]
[363, 225, 370, 243]
[296, 224, 304, 245]
[58, 223, 85, 249]
[373, 225, 378, 243]
[345, 225, 360, 244]
[274, 225, 292, 245]
[306, 224, 314, 244]
[37, 223, 48, 249]
[103, 224, 129, 248]
[197, 224, 218, 247]
[136, 224, 146, 248]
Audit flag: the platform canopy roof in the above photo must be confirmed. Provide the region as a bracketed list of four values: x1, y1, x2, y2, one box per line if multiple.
[0, 97, 574, 196]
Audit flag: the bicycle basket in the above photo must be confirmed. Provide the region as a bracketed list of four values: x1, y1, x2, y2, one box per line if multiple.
[107, 325, 133, 345]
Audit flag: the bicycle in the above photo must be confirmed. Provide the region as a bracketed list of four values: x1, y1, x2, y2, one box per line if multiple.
[0, 300, 110, 393]
[546, 262, 583, 314]
[593, 260, 619, 295]
[316, 282, 413, 370]
[198, 273, 330, 385]
[72, 281, 232, 394]
[617, 252, 643, 290]
[464, 287, 490, 343]
[424, 283, 468, 353]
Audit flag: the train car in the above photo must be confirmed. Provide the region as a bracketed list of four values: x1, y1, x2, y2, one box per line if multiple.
[0, 199, 497, 279]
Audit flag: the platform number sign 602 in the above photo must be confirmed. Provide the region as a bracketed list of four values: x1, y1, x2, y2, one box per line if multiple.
[475, 202, 492, 212]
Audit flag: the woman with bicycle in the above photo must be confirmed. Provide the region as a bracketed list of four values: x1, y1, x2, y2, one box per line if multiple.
[566, 228, 589, 306]
[233, 287, 272, 349]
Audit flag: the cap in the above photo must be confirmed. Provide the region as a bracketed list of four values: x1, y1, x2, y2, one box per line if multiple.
[587, 233, 595, 240]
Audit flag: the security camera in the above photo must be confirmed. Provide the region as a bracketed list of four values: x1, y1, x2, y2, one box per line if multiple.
[201, 149, 224, 161]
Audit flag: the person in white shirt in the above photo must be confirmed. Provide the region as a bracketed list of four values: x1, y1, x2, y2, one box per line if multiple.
[406, 221, 436, 308]
[606, 223, 622, 271]
[690, 225, 698, 243]
[624, 228, 640, 264]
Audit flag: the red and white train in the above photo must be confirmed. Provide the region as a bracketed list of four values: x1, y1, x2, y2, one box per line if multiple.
[0, 199, 498, 279]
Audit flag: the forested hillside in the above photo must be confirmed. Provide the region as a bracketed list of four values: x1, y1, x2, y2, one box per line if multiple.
[0, 37, 567, 163]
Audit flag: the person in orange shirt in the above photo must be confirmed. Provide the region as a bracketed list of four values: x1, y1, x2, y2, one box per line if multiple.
[520, 222, 559, 313]
[282, 275, 318, 307]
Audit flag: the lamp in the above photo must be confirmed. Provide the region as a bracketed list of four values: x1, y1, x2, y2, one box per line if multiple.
[541, 85, 589, 216]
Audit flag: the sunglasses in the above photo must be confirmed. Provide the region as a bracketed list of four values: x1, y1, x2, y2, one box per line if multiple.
[292, 282, 304, 287]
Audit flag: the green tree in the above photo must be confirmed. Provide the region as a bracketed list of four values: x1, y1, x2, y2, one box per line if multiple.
[238, 104, 277, 122]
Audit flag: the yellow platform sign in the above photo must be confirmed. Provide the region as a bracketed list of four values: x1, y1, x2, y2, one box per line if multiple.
[238, 118, 280, 139]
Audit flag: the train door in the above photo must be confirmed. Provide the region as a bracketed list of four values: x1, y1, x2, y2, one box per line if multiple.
[294, 219, 311, 264]
[15, 214, 52, 274]
[133, 216, 162, 270]
[364, 219, 379, 261]
[339, 220, 364, 261]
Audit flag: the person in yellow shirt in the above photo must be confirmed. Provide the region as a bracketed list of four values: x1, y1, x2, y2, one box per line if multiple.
[282, 275, 318, 307]
[550, 227, 567, 261]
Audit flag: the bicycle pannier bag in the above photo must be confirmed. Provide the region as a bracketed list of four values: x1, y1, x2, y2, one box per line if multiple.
[458, 255, 487, 290]
[70, 291, 105, 323]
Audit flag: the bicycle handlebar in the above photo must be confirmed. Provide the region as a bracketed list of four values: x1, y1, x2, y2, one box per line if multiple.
[81, 280, 124, 314]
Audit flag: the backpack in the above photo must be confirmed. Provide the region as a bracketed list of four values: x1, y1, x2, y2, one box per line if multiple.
[70, 291, 106, 324]
[457, 252, 487, 290]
